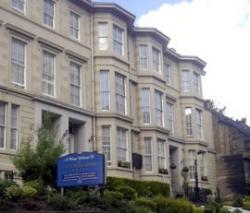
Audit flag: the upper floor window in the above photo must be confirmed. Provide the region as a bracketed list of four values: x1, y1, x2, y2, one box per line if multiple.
[70, 62, 81, 106]
[157, 139, 166, 170]
[166, 102, 174, 133]
[144, 137, 152, 171]
[10, 105, 19, 150]
[185, 107, 192, 136]
[193, 72, 201, 95]
[139, 45, 148, 70]
[141, 88, 150, 124]
[11, 38, 26, 87]
[0, 102, 6, 149]
[182, 70, 190, 92]
[117, 127, 127, 162]
[115, 73, 126, 114]
[155, 90, 163, 127]
[42, 51, 55, 97]
[70, 11, 80, 40]
[113, 25, 124, 56]
[100, 70, 110, 110]
[43, 0, 55, 28]
[196, 109, 203, 140]
[164, 64, 172, 85]
[12, 0, 25, 13]
[102, 126, 111, 164]
[98, 22, 108, 51]
[152, 48, 161, 73]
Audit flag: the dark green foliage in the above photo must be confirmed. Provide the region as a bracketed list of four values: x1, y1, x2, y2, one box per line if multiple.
[243, 201, 250, 210]
[103, 190, 124, 209]
[13, 114, 64, 188]
[232, 195, 243, 207]
[106, 177, 170, 197]
[24, 179, 47, 197]
[4, 185, 22, 201]
[204, 206, 215, 213]
[47, 193, 75, 211]
[65, 189, 89, 205]
[135, 197, 156, 211]
[0, 198, 14, 211]
[118, 186, 137, 200]
[193, 206, 204, 213]
[0, 179, 17, 197]
[220, 207, 230, 213]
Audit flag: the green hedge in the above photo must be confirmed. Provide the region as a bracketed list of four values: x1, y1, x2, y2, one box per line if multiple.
[106, 177, 170, 197]
[243, 202, 250, 211]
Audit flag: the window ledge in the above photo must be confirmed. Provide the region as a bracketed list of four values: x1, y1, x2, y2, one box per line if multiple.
[37, 37, 64, 53]
[6, 23, 35, 40]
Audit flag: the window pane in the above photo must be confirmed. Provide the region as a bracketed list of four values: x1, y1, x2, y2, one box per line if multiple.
[113, 25, 124, 55]
[166, 102, 174, 132]
[70, 11, 80, 39]
[115, 74, 126, 114]
[152, 48, 160, 72]
[102, 126, 111, 162]
[182, 70, 190, 92]
[12, 0, 25, 12]
[70, 62, 81, 106]
[100, 71, 110, 110]
[117, 127, 127, 162]
[43, 51, 55, 96]
[139, 45, 148, 70]
[144, 138, 152, 171]
[196, 109, 203, 139]
[164, 64, 171, 85]
[43, 0, 54, 28]
[157, 139, 165, 169]
[185, 108, 192, 136]
[155, 91, 163, 126]
[141, 89, 150, 124]
[11, 38, 25, 85]
[0, 103, 5, 149]
[193, 72, 201, 94]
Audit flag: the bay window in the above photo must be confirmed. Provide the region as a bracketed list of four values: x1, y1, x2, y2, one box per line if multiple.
[102, 126, 111, 164]
[155, 90, 163, 127]
[141, 88, 150, 124]
[139, 45, 148, 70]
[117, 127, 127, 162]
[185, 107, 192, 136]
[113, 25, 124, 55]
[115, 73, 126, 114]
[100, 70, 110, 110]
[144, 138, 152, 171]
[98, 22, 108, 51]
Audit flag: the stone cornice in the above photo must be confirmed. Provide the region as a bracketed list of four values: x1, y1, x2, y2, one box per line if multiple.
[5, 23, 36, 40]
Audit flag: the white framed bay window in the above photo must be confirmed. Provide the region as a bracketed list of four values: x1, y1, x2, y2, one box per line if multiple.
[10, 105, 19, 150]
[157, 139, 166, 170]
[11, 37, 26, 87]
[117, 127, 127, 162]
[115, 73, 126, 114]
[113, 25, 124, 56]
[144, 137, 153, 172]
[0, 102, 6, 149]
[141, 88, 151, 124]
[12, 0, 25, 13]
[100, 70, 110, 110]
[98, 22, 108, 51]
[70, 11, 80, 40]
[42, 51, 55, 97]
[102, 126, 111, 164]
[155, 90, 163, 127]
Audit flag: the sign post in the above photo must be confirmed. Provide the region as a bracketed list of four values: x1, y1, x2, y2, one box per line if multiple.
[57, 152, 106, 188]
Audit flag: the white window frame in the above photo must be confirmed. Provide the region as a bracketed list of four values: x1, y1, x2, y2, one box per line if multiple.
[70, 61, 82, 107]
[102, 126, 111, 165]
[185, 107, 192, 136]
[43, 0, 55, 29]
[10, 105, 19, 151]
[0, 102, 6, 150]
[100, 70, 110, 111]
[70, 11, 80, 40]
[98, 22, 108, 51]
[157, 139, 166, 170]
[189, 150, 196, 180]
[11, 37, 26, 88]
[115, 73, 126, 114]
[113, 25, 124, 56]
[139, 45, 148, 70]
[42, 50, 56, 97]
[116, 127, 128, 162]
[144, 137, 153, 172]
[155, 90, 163, 127]
[141, 88, 151, 124]
[12, 0, 25, 14]
[193, 72, 201, 95]
[164, 64, 171, 85]
[166, 102, 174, 133]
[196, 108, 203, 140]
[200, 153, 206, 177]
[152, 47, 161, 73]
[182, 70, 190, 92]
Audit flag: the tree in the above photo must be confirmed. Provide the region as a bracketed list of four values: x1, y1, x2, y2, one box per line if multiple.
[13, 113, 65, 188]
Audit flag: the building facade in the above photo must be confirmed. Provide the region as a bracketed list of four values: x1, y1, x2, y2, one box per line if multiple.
[0, 0, 216, 194]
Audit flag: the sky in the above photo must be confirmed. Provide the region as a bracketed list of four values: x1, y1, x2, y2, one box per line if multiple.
[94, 0, 250, 123]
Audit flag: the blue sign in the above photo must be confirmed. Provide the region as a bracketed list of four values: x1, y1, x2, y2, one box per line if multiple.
[57, 152, 105, 188]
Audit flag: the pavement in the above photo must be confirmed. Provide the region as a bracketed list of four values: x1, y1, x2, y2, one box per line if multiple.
[225, 206, 250, 212]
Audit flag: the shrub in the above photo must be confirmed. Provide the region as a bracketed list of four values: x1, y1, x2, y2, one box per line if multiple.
[4, 185, 22, 201]
[47, 193, 75, 211]
[22, 185, 37, 198]
[135, 197, 156, 211]
[24, 179, 47, 196]
[204, 206, 215, 213]
[220, 207, 230, 213]
[66, 189, 89, 205]
[244, 196, 250, 202]
[232, 195, 243, 207]
[193, 206, 204, 213]
[0, 198, 14, 211]
[0, 179, 17, 197]
[106, 177, 170, 197]
[134, 206, 152, 213]
[118, 186, 137, 200]
[243, 202, 250, 210]
[103, 190, 124, 209]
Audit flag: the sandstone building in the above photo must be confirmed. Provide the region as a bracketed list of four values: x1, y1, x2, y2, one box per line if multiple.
[0, 0, 216, 195]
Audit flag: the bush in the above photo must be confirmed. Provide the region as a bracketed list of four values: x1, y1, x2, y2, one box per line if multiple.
[243, 202, 250, 210]
[22, 185, 37, 198]
[0, 198, 14, 211]
[103, 190, 124, 209]
[154, 196, 193, 213]
[47, 193, 75, 211]
[204, 206, 215, 213]
[4, 185, 22, 201]
[193, 206, 204, 213]
[232, 195, 243, 207]
[220, 207, 230, 213]
[134, 206, 152, 213]
[0, 179, 17, 197]
[106, 177, 170, 197]
[244, 196, 250, 202]
[135, 197, 156, 211]
[66, 189, 89, 205]
[118, 186, 137, 200]
[24, 179, 47, 196]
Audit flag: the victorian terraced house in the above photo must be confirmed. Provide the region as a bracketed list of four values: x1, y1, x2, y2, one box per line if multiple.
[0, 0, 216, 195]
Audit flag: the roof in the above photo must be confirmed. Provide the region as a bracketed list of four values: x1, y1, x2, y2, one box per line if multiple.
[213, 111, 250, 137]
